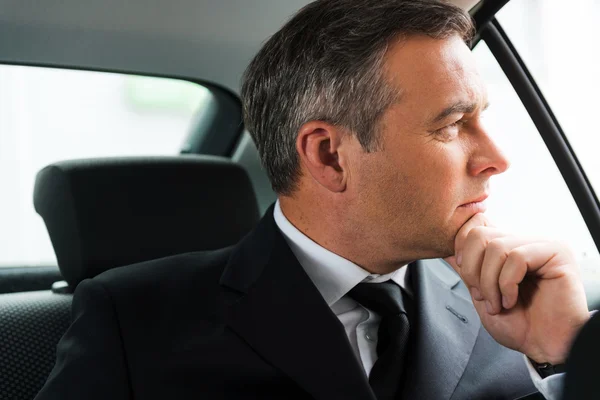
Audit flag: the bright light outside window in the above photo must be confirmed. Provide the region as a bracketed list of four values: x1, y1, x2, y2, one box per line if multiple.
[0, 65, 211, 267]
[495, 0, 600, 290]
[498, 0, 600, 214]
[473, 41, 600, 298]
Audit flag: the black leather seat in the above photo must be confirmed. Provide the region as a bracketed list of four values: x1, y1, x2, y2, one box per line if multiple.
[0, 155, 259, 400]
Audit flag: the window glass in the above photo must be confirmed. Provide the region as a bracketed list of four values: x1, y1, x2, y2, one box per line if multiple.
[472, 42, 600, 292]
[0, 65, 212, 266]
[498, 0, 600, 206]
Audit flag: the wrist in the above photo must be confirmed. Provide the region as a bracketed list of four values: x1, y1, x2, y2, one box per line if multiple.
[527, 312, 592, 366]
[526, 344, 569, 365]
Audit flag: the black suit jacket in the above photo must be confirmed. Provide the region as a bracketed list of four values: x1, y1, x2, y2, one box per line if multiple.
[35, 208, 540, 400]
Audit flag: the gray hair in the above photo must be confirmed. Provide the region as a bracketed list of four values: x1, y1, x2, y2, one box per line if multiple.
[241, 0, 475, 195]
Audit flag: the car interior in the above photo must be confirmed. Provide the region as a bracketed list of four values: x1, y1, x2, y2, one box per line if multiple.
[1, 0, 600, 398]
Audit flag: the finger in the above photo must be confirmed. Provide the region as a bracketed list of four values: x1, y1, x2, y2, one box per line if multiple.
[479, 237, 532, 314]
[498, 241, 558, 309]
[454, 213, 495, 264]
[459, 226, 505, 300]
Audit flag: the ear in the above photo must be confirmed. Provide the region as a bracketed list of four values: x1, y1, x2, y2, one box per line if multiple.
[295, 121, 349, 193]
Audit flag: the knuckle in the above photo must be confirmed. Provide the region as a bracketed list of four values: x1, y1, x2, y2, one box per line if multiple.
[557, 241, 576, 259]
[465, 227, 489, 251]
[507, 246, 527, 263]
[487, 239, 508, 259]
[461, 268, 478, 285]
[468, 226, 487, 240]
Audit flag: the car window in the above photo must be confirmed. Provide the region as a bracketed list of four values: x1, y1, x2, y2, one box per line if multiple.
[497, 0, 600, 203]
[472, 41, 600, 299]
[0, 65, 212, 267]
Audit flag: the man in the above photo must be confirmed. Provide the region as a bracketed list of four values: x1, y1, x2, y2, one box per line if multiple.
[35, 0, 590, 399]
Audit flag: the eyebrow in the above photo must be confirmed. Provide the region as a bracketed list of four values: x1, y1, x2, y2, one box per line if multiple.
[430, 100, 490, 124]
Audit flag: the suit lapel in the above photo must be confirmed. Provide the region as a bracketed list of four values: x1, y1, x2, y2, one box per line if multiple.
[219, 206, 483, 399]
[220, 207, 375, 400]
[402, 259, 482, 400]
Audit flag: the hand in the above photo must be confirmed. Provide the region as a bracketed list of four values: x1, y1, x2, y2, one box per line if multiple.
[444, 213, 589, 364]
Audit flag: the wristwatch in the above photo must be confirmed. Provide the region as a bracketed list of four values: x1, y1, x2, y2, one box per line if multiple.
[529, 359, 567, 379]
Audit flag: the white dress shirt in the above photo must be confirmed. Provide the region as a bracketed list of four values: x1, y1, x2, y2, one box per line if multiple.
[273, 200, 563, 400]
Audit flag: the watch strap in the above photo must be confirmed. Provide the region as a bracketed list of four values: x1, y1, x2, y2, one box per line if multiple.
[529, 358, 567, 379]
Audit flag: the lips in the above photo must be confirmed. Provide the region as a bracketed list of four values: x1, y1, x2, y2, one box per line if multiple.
[461, 194, 489, 206]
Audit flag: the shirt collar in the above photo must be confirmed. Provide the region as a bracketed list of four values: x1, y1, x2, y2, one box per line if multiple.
[273, 200, 407, 307]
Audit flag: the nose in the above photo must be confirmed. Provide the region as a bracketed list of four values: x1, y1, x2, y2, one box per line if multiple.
[467, 131, 510, 177]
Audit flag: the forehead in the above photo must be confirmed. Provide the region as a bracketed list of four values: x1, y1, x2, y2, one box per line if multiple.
[383, 35, 487, 115]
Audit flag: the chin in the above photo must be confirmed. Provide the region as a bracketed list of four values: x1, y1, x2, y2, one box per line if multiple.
[410, 235, 455, 261]
[429, 226, 459, 259]
[433, 241, 456, 260]
[403, 217, 458, 260]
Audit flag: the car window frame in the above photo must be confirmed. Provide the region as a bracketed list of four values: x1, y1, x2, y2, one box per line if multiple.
[468, 3, 600, 253]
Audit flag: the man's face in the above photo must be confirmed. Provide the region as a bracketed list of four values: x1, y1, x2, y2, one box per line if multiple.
[344, 35, 509, 263]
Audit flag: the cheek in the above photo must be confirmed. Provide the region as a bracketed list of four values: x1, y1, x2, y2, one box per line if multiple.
[411, 144, 468, 210]
[352, 136, 468, 218]
[350, 152, 411, 219]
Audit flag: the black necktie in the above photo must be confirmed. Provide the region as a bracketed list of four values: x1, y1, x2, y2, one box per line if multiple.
[348, 281, 411, 400]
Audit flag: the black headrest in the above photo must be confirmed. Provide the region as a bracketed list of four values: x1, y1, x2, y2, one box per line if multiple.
[34, 156, 259, 288]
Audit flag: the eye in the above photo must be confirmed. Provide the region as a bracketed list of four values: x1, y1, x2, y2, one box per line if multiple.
[434, 119, 465, 140]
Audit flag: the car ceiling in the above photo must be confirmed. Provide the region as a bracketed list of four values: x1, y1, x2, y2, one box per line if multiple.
[0, 0, 481, 93]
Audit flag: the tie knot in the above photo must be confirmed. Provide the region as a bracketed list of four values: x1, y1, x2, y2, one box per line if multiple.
[348, 281, 407, 317]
